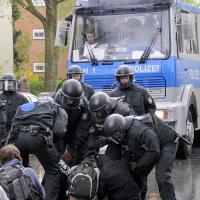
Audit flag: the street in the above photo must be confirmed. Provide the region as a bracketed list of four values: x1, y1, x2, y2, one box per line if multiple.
[148, 147, 200, 200]
[30, 146, 200, 200]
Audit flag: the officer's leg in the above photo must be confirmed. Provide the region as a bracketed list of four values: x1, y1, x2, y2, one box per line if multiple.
[35, 145, 61, 200]
[12, 133, 30, 167]
[16, 132, 62, 200]
[133, 175, 147, 200]
[155, 143, 177, 200]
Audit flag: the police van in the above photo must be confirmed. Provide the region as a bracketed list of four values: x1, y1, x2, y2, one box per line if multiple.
[57, 0, 200, 159]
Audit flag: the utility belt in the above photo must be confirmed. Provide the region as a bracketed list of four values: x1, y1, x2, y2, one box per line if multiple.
[13, 125, 54, 146]
[17, 125, 48, 135]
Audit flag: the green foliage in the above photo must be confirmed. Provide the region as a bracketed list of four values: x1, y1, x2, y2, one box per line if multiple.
[13, 28, 22, 71]
[14, 30, 31, 70]
[12, 0, 20, 22]
[181, 0, 200, 7]
[58, 0, 75, 20]
[16, 69, 44, 95]
[12, 0, 23, 71]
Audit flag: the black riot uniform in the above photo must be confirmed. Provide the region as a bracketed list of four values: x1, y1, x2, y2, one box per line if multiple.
[66, 65, 95, 100]
[104, 114, 177, 200]
[54, 79, 90, 163]
[0, 99, 7, 148]
[8, 100, 68, 200]
[0, 73, 28, 134]
[110, 65, 156, 115]
[87, 92, 134, 155]
[137, 113, 178, 200]
[97, 143, 140, 200]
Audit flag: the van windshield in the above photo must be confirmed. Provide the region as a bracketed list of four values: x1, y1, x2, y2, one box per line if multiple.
[72, 8, 170, 62]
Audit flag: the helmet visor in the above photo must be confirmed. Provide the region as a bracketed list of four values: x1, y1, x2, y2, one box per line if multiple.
[110, 129, 125, 144]
[61, 95, 80, 108]
[67, 74, 83, 81]
[96, 106, 110, 120]
[0, 80, 17, 91]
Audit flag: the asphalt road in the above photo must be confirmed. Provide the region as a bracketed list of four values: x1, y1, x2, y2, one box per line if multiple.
[30, 146, 200, 200]
[148, 147, 200, 200]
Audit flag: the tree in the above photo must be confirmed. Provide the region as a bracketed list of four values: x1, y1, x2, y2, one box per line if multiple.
[14, 0, 67, 91]
[181, 0, 200, 7]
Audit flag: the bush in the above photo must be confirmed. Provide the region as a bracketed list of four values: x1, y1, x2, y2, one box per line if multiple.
[16, 70, 44, 95]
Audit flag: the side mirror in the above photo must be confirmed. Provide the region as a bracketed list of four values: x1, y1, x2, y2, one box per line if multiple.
[55, 20, 71, 46]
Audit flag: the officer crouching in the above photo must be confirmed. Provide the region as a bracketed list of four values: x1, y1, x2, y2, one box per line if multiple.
[7, 99, 68, 200]
[103, 114, 178, 200]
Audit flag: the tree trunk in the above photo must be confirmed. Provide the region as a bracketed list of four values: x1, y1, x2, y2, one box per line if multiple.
[44, 2, 58, 91]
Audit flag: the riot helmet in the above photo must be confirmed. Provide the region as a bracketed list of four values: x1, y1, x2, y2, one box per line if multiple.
[0, 73, 18, 92]
[66, 65, 84, 81]
[61, 79, 83, 108]
[104, 114, 126, 144]
[89, 92, 112, 121]
[115, 65, 134, 89]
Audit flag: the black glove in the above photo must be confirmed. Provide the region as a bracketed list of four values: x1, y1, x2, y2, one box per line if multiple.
[96, 136, 110, 148]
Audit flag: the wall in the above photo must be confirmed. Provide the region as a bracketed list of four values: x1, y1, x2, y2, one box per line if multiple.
[0, 0, 13, 75]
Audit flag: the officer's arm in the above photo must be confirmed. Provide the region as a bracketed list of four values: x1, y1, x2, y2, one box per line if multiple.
[22, 95, 29, 104]
[143, 89, 156, 114]
[74, 115, 90, 151]
[53, 90, 62, 104]
[53, 106, 68, 139]
[121, 102, 135, 116]
[133, 128, 160, 176]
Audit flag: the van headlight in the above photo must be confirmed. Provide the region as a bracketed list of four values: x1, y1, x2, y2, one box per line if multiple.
[155, 110, 169, 120]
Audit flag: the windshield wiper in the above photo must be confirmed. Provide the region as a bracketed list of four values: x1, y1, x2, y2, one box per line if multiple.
[139, 28, 161, 64]
[85, 42, 98, 65]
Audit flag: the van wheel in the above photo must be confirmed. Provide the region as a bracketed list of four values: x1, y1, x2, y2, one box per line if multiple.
[177, 110, 194, 159]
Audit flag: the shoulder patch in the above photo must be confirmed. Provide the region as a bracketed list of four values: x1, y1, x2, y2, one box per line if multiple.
[20, 102, 36, 112]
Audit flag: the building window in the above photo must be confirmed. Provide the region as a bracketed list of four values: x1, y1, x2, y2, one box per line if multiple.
[32, 0, 45, 6]
[33, 63, 45, 72]
[33, 29, 45, 40]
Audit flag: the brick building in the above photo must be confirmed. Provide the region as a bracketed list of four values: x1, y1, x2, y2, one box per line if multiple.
[15, 0, 67, 78]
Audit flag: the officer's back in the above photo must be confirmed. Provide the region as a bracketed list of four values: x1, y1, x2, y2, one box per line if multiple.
[9, 99, 68, 200]
[97, 143, 140, 200]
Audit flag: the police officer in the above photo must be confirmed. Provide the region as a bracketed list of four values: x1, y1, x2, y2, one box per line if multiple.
[110, 65, 156, 115]
[97, 143, 140, 200]
[66, 65, 95, 100]
[54, 79, 90, 164]
[8, 99, 68, 200]
[87, 92, 134, 155]
[0, 73, 28, 134]
[0, 99, 7, 148]
[103, 114, 177, 200]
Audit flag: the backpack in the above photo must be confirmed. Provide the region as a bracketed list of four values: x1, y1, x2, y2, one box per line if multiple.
[0, 166, 43, 200]
[11, 101, 59, 131]
[68, 157, 100, 200]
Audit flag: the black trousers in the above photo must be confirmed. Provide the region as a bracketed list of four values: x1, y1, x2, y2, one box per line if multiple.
[155, 143, 177, 200]
[13, 131, 61, 200]
[132, 143, 177, 200]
